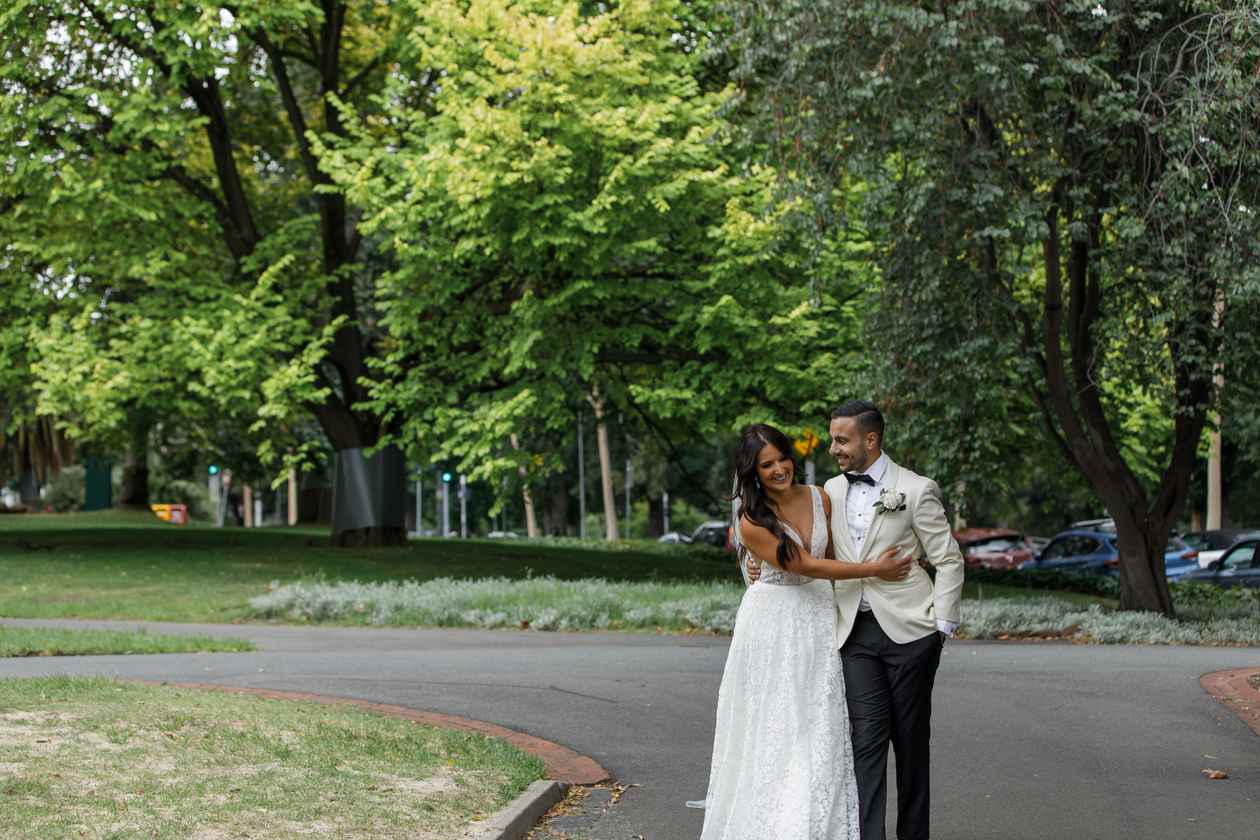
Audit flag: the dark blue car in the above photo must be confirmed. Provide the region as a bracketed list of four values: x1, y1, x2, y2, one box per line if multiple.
[1025, 529, 1117, 573]
[1180, 538, 1260, 588]
[1022, 528, 1198, 578]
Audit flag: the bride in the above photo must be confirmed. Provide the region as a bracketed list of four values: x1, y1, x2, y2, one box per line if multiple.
[700, 423, 912, 840]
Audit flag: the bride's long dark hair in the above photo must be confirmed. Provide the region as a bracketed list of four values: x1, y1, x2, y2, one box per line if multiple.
[733, 423, 802, 568]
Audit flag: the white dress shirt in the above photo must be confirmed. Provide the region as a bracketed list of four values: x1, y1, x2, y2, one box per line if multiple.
[846, 451, 957, 638]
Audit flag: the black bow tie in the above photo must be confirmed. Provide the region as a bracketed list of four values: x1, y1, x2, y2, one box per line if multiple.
[843, 472, 877, 486]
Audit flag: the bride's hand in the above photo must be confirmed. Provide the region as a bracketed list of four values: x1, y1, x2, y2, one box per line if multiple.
[873, 547, 913, 581]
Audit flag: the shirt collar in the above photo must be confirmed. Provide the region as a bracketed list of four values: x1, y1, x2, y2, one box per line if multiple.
[856, 451, 889, 483]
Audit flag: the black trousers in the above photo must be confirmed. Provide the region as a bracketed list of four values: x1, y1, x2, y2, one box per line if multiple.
[841, 611, 943, 840]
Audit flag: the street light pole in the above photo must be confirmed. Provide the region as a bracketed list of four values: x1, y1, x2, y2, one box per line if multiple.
[415, 470, 423, 536]
[442, 476, 451, 538]
[459, 474, 468, 539]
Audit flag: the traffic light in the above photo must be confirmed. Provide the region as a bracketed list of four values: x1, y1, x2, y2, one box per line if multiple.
[442, 470, 453, 483]
[208, 464, 220, 476]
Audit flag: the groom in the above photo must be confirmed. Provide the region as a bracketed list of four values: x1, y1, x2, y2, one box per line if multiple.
[825, 400, 963, 840]
[746, 400, 964, 840]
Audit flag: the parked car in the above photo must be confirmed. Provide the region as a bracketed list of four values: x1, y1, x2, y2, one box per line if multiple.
[1180, 537, 1260, 588]
[1021, 529, 1117, 573]
[953, 528, 1035, 570]
[1160, 536, 1201, 581]
[1181, 529, 1260, 569]
[1070, 517, 1116, 531]
[1021, 528, 1198, 578]
[1026, 535, 1051, 554]
[486, 530, 520, 539]
[657, 531, 693, 545]
[691, 520, 736, 552]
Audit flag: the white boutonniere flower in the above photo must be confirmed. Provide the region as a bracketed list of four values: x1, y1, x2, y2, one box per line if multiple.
[873, 489, 907, 515]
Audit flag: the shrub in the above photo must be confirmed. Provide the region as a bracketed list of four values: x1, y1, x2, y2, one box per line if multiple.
[533, 536, 729, 562]
[963, 565, 1120, 598]
[1170, 581, 1260, 620]
[44, 466, 85, 513]
[248, 576, 1260, 644]
[249, 576, 742, 632]
[150, 478, 212, 521]
[961, 598, 1260, 645]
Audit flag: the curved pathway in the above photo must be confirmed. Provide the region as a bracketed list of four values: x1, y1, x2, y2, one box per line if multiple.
[1, 618, 1257, 839]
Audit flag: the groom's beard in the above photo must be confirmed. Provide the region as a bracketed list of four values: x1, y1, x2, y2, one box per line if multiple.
[846, 445, 873, 473]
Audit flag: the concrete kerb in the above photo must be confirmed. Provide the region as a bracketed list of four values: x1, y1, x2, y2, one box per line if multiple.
[127, 680, 609, 840]
[464, 780, 568, 840]
[1200, 667, 1260, 737]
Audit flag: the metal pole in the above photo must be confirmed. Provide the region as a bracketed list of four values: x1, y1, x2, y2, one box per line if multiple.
[663, 490, 670, 533]
[217, 471, 231, 527]
[287, 468, 299, 526]
[442, 479, 451, 537]
[624, 458, 631, 539]
[577, 411, 587, 539]
[415, 471, 423, 536]
[459, 474, 468, 539]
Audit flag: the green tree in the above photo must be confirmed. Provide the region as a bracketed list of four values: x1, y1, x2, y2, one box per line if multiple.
[1, 1, 412, 543]
[0, 232, 75, 502]
[727, 0, 1260, 614]
[321, 0, 869, 517]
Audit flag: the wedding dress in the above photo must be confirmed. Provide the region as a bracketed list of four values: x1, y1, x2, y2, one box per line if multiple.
[700, 485, 859, 840]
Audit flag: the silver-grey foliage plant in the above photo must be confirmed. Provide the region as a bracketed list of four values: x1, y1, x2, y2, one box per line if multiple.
[250, 578, 1260, 644]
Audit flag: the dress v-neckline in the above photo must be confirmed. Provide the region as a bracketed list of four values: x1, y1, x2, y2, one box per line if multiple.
[780, 486, 818, 552]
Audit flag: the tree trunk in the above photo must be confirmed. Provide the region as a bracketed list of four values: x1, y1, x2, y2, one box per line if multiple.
[1029, 210, 1207, 616]
[1112, 508, 1175, 615]
[542, 476, 570, 536]
[287, 468, 299, 526]
[647, 496, 665, 538]
[510, 434, 539, 538]
[329, 444, 408, 547]
[589, 389, 620, 541]
[118, 411, 151, 508]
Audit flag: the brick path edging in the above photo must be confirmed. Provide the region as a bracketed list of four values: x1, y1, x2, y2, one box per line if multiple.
[130, 680, 610, 785]
[1200, 668, 1260, 738]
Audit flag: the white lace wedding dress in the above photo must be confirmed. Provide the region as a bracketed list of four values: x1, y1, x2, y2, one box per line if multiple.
[700, 485, 859, 840]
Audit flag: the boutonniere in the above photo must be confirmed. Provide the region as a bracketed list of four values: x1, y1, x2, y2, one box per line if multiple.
[873, 489, 907, 515]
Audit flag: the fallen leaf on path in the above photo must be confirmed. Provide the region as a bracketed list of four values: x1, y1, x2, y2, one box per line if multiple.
[1201, 768, 1229, 780]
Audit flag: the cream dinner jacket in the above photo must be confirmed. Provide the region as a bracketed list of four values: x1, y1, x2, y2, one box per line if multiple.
[823, 457, 964, 648]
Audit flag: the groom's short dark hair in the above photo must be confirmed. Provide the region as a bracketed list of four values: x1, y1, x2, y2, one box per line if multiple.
[831, 400, 884, 442]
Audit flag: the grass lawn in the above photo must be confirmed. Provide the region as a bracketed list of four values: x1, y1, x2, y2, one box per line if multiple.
[0, 626, 254, 657]
[0, 676, 542, 839]
[0, 510, 736, 623]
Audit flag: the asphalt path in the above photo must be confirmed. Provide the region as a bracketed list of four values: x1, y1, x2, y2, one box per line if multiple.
[1, 617, 1257, 839]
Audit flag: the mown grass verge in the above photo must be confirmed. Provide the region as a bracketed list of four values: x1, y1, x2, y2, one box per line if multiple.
[0, 513, 733, 623]
[0, 676, 543, 840]
[0, 626, 254, 657]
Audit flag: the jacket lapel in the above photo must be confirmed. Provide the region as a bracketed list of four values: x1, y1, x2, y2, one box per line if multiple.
[858, 460, 900, 562]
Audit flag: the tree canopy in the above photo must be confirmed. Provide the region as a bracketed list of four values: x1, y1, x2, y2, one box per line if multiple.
[726, 0, 1260, 613]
